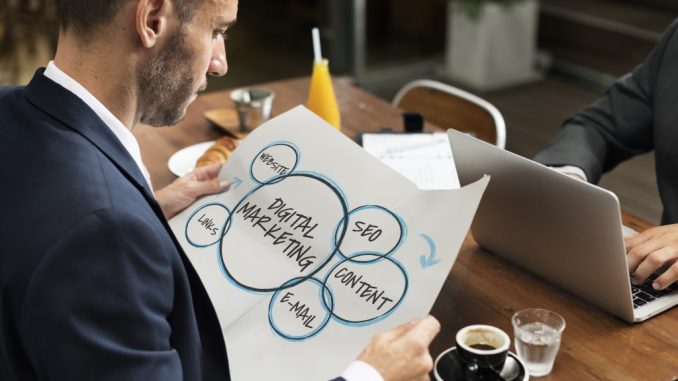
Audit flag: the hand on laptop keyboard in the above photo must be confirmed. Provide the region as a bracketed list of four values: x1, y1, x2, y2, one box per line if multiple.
[631, 272, 678, 308]
[625, 224, 678, 291]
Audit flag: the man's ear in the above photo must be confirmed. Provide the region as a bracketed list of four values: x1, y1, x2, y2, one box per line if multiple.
[136, 0, 171, 48]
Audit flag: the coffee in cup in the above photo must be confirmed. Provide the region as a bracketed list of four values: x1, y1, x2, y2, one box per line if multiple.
[455, 324, 510, 377]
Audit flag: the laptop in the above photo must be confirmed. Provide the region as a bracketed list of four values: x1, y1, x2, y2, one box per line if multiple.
[447, 129, 678, 322]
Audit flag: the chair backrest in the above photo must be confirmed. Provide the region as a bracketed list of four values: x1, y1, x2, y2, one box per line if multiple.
[392, 79, 506, 149]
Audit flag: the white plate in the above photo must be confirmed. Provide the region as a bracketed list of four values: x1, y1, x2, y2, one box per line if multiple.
[168, 141, 214, 177]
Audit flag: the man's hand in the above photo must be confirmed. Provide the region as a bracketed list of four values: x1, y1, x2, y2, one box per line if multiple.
[357, 315, 440, 381]
[156, 163, 231, 219]
[625, 224, 678, 290]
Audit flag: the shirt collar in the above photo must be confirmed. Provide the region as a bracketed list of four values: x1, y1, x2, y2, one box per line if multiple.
[43, 61, 154, 191]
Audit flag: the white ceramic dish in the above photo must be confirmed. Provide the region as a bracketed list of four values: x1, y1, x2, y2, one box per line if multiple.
[167, 141, 214, 177]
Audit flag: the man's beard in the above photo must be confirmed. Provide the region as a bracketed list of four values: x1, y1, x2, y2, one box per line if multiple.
[138, 28, 205, 127]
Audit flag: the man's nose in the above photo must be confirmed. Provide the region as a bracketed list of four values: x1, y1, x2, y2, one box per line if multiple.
[208, 38, 227, 77]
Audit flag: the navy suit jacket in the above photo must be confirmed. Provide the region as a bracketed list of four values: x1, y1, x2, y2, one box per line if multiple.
[0, 70, 229, 380]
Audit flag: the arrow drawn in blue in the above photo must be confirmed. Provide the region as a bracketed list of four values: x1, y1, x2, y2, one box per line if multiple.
[230, 176, 243, 190]
[419, 233, 440, 269]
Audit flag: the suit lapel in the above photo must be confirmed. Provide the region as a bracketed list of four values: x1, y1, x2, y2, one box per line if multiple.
[25, 69, 230, 374]
[25, 69, 176, 242]
[24, 69, 155, 200]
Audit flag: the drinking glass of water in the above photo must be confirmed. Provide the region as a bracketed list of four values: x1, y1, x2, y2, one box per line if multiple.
[511, 308, 566, 377]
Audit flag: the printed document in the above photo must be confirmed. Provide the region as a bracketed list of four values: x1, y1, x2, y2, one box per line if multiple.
[362, 132, 460, 190]
[169, 107, 488, 380]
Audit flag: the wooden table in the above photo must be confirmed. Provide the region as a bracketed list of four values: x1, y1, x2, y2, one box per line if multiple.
[135, 77, 678, 381]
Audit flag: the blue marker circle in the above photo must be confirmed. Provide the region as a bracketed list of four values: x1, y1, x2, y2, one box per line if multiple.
[218, 172, 349, 293]
[333, 205, 406, 262]
[250, 142, 300, 184]
[185, 203, 231, 248]
[268, 277, 334, 341]
[322, 253, 408, 326]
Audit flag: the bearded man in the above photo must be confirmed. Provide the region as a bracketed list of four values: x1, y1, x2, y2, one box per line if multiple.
[0, 1, 440, 380]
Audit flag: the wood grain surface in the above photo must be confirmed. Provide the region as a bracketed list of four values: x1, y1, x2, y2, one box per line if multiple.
[134, 77, 678, 381]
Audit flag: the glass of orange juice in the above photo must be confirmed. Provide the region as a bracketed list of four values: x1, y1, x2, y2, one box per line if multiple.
[307, 59, 341, 130]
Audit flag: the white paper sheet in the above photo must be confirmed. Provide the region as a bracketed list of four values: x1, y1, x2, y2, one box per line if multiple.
[362, 132, 460, 190]
[169, 106, 489, 381]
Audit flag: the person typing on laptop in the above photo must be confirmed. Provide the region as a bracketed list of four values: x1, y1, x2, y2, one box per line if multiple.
[535, 19, 678, 292]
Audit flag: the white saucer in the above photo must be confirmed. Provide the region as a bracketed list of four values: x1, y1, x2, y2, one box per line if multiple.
[167, 141, 214, 177]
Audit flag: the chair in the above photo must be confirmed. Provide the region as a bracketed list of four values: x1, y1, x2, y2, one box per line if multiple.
[392, 79, 506, 149]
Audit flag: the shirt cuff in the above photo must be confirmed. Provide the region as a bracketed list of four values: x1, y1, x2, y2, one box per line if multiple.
[341, 360, 384, 381]
[550, 165, 588, 182]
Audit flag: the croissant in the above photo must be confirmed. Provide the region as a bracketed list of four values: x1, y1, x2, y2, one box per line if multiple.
[196, 136, 239, 168]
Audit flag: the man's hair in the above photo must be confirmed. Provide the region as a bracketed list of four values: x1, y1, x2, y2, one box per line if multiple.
[54, 0, 205, 33]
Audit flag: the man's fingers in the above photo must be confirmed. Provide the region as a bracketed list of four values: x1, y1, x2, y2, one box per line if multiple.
[357, 317, 438, 381]
[402, 315, 440, 346]
[378, 319, 421, 341]
[631, 246, 674, 285]
[192, 162, 223, 181]
[627, 238, 662, 274]
[191, 178, 226, 197]
[625, 227, 659, 250]
[653, 263, 678, 290]
[219, 179, 232, 192]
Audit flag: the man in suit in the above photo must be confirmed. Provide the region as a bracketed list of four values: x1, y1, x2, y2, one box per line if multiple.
[0, 0, 440, 380]
[535, 20, 678, 292]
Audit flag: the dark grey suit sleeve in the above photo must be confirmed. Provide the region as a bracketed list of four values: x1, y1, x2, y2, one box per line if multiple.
[535, 19, 678, 183]
[20, 209, 182, 381]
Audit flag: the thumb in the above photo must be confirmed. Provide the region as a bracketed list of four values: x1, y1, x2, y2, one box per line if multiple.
[193, 178, 229, 197]
[380, 318, 421, 341]
[402, 315, 440, 345]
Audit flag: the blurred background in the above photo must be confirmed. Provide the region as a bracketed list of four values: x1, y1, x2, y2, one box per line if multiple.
[1, 0, 677, 223]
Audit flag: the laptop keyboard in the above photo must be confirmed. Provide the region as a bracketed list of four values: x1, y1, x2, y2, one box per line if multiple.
[632, 272, 678, 308]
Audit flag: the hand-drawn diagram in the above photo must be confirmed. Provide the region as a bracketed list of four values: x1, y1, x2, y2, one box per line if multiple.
[170, 106, 489, 381]
[184, 140, 411, 340]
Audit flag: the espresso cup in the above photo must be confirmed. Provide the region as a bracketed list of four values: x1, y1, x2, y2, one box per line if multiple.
[455, 324, 510, 377]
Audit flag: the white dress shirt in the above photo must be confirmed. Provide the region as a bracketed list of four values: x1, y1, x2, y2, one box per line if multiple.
[341, 360, 384, 381]
[550, 165, 588, 182]
[43, 61, 154, 191]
